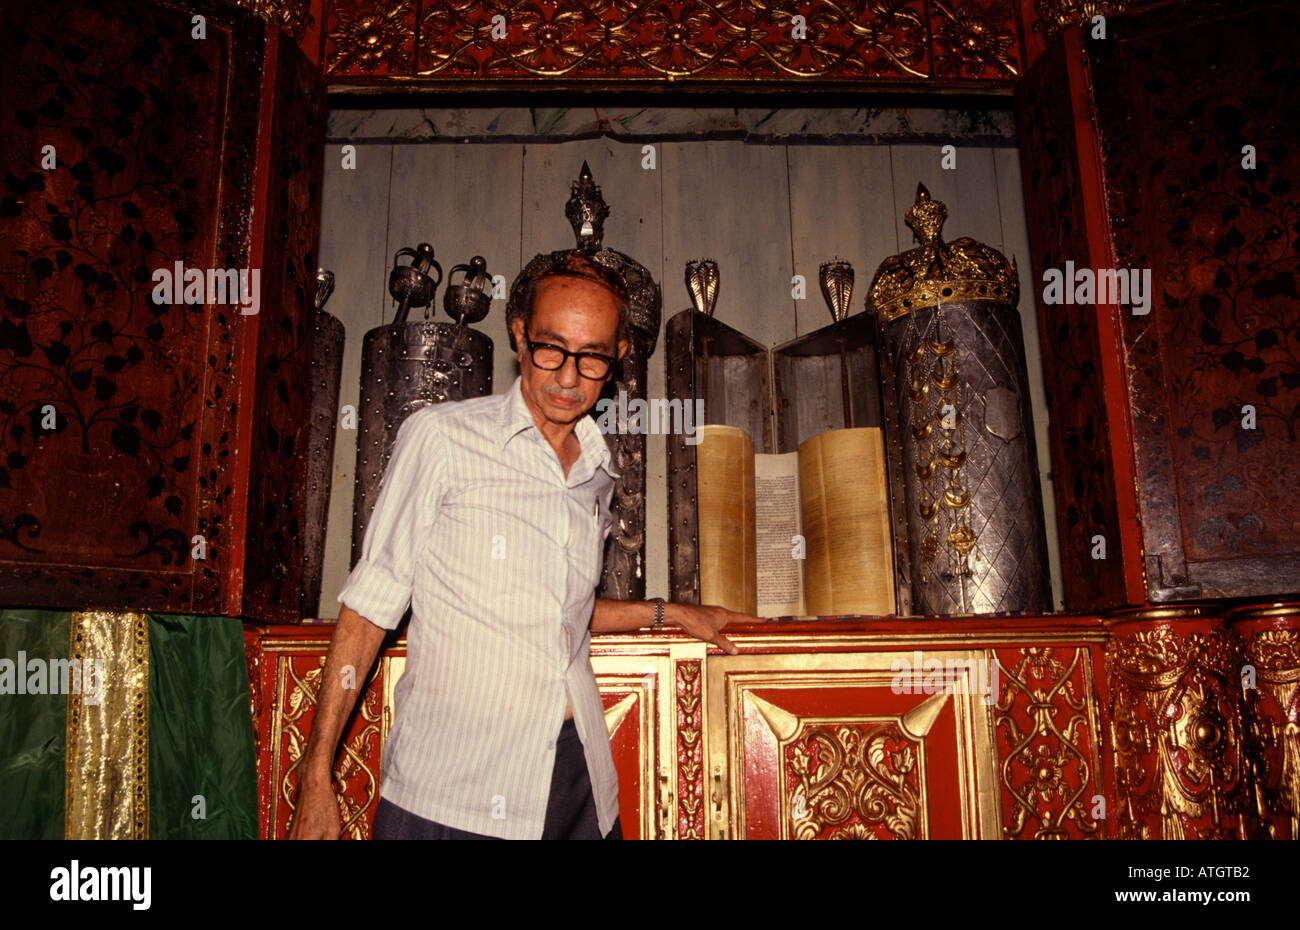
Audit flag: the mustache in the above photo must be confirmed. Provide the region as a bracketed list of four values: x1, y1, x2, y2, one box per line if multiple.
[543, 386, 585, 403]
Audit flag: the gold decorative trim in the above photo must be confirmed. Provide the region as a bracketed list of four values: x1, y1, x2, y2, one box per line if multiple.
[1239, 628, 1300, 838]
[788, 720, 926, 840]
[276, 654, 384, 840]
[1105, 604, 1218, 624]
[65, 610, 149, 840]
[593, 629, 1111, 652]
[1106, 627, 1245, 839]
[320, 0, 1029, 86]
[762, 689, 948, 840]
[876, 279, 1019, 322]
[676, 658, 706, 839]
[1229, 603, 1300, 623]
[328, 0, 415, 75]
[932, 0, 1019, 77]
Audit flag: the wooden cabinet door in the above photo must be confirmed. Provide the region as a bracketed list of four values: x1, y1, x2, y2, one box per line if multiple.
[705, 651, 1002, 839]
[593, 654, 674, 840]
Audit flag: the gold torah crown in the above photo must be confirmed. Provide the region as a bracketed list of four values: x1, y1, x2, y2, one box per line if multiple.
[867, 183, 1018, 322]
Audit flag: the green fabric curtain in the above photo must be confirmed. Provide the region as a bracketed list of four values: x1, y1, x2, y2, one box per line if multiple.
[148, 614, 257, 839]
[0, 610, 257, 839]
[0, 609, 70, 839]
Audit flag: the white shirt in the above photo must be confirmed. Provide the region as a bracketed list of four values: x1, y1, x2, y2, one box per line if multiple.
[336, 375, 620, 839]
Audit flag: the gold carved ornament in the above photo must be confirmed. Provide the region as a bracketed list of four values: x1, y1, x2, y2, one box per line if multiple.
[323, 1, 1023, 82]
[1106, 627, 1245, 840]
[1032, 0, 1137, 44]
[415, 1, 933, 80]
[868, 183, 1019, 324]
[910, 326, 979, 582]
[279, 655, 384, 840]
[993, 647, 1102, 839]
[229, 0, 316, 41]
[788, 723, 922, 840]
[676, 660, 705, 839]
[1240, 627, 1300, 838]
[328, 0, 415, 74]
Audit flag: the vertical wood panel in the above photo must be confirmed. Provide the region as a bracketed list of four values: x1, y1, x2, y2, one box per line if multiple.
[788, 146, 898, 333]
[317, 143, 392, 618]
[388, 143, 524, 393]
[661, 141, 795, 353]
[888, 144, 1004, 251]
[995, 147, 1065, 610]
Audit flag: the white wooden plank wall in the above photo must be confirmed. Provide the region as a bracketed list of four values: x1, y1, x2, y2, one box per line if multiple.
[314, 138, 1066, 618]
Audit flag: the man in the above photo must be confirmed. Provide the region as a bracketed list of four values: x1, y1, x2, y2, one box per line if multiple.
[290, 253, 752, 841]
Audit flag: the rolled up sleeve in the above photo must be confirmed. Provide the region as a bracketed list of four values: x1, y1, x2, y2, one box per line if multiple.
[336, 408, 444, 630]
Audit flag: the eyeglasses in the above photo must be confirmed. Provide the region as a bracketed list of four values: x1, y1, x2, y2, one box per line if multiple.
[525, 337, 617, 380]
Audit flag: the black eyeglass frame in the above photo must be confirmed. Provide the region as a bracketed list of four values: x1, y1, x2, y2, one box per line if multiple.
[524, 337, 619, 380]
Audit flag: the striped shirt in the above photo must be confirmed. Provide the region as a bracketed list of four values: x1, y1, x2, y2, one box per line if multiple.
[336, 374, 621, 839]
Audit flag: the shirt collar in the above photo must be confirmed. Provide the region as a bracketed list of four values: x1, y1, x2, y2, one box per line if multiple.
[497, 375, 621, 480]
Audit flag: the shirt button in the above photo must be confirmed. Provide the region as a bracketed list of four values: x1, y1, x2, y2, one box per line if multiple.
[547, 739, 556, 750]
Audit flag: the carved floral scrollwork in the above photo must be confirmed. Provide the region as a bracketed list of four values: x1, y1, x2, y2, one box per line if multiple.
[787, 723, 922, 840]
[931, 0, 1020, 77]
[327, 0, 415, 74]
[676, 660, 705, 839]
[321, 0, 1028, 85]
[994, 647, 1102, 838]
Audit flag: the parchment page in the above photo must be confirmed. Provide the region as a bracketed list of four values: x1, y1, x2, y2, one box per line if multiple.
[798, 427, 896, 617]
[695, 424, 756, 616]
[754, 452, 804, 617]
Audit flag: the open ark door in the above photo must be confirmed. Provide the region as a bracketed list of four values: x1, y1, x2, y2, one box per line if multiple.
[1013, 2, 1300, 611]
[0, 0, 326, 622]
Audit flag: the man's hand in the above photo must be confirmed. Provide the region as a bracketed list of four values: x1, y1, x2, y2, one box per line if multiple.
[287, 775, 342, 840]
[668, 603, 754, 655]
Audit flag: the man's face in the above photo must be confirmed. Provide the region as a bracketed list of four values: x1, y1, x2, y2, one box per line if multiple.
[511, 275, 628, 429]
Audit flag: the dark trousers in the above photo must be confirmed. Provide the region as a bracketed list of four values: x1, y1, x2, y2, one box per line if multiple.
[372, 717, 622, 840]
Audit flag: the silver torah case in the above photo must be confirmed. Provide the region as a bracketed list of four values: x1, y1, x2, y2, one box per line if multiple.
[302, 269, 344, 618]
[505, 161, 662, 601]
[350, 246, 494, 571]
[868, 184, 1051, 616]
